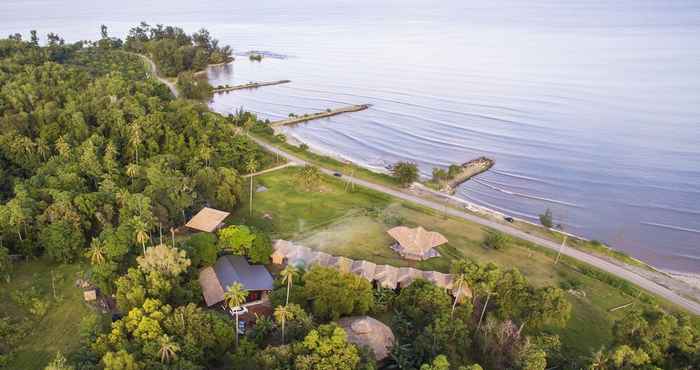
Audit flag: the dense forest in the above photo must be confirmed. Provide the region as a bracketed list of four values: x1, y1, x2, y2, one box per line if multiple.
[0, 28, 698, 370]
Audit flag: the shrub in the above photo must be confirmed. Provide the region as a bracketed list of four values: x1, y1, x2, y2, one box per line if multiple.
[483, 230, 510, 250]
[559, 278, 583, 291]
[391, 161, 419, 187]
[539, 208, 553, 229]
[249, 231, 273, 264]
[186, 233, 218, 267]
[299, 143, 309, 151]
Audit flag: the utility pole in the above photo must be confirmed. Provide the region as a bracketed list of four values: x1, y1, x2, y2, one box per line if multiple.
[555, 235, 568, 265]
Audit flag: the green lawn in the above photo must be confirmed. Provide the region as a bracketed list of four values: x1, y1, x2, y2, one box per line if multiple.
[0, 259, 97, 369]
[229, 166, 690, 357]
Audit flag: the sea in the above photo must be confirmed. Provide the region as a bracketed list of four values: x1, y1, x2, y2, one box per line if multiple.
[1, 0, 699, 272]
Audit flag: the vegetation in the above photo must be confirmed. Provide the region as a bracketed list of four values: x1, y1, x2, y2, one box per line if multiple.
[391, 161, 420, 187]
[176, 71, 213, 100]
[539, 208, 553, 229]
[124, 22, 232, 77]
[0, 27, 697, 370]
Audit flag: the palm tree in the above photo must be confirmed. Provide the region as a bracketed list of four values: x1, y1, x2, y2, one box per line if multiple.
[295, 165, 321, 214]
[245, 158, 258, 216]
[87, 238, 106, 265]
[199, 145, 213, 168]
[157, 335, 180, 363]
[451, 273, 467, 318]
[129, 122, 142, 165]
[126, 163, 140, 185]
[224, 282, 248, 346]
[274, 305, 294, 344]
[132, 218, 149, 255]
[280, 265, 298, 306]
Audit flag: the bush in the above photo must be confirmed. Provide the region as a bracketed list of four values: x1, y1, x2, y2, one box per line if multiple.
[185, 233, 218, 267]
[299, 143, 309, 151]
[249, 231, 273, 264]
[559, 278, 583, 291]
[483, 230, 510, 250]
[391, 161, 419, 187]
[539, 208, 553, 229]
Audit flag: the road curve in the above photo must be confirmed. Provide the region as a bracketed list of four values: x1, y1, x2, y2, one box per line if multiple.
[249, 135, 700, 315]
[128, 52, 179, 98]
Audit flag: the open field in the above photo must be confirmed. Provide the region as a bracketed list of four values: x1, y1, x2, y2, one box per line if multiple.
[229, 166, 700, 357]
[0, 259, 97, 369]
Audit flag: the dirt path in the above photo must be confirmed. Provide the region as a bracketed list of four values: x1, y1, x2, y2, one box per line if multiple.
[249, 134, 700, 315]
[128, 52, 179, 98]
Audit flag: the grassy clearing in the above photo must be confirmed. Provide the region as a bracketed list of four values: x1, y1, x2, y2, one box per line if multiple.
[250, 132, 653, 271]
[0, 259, 96, 369]
[229, 166, 694, 357]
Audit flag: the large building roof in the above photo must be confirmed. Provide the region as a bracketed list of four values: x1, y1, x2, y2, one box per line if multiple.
[185, 207, 230, 232]
[199, 255, 273, 307]
[387, 226, 447, 255]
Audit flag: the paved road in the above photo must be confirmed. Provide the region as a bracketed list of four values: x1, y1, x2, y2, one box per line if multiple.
[249, 135, 700, 315]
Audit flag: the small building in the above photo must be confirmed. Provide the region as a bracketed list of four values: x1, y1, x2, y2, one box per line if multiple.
[199, 255, 274, 308]
[185, 207, 231, 233]
[338, 316, 395, 361]
[387, 226, 447, 261]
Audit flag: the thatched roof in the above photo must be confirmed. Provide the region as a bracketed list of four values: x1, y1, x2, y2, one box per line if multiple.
[185, 207, 230, 232]
[338, 316, 395, 360]
[333, 256, 353, 273]
[373, 264, 399, 289]
[351, 260, 377, 281]
[199, 266, 225, 307]
[387, 226, 447, 256]
[309, 251, 334, 267]
[397, 267, 422, 288]
[422, 271, 454, 290]
[83, 289, 97, 302]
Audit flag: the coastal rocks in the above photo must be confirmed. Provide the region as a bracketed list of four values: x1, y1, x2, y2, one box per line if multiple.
[441, 157, 495, 194]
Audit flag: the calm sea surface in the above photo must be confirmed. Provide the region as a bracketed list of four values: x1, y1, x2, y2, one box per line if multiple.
[2, 0, 699, 272]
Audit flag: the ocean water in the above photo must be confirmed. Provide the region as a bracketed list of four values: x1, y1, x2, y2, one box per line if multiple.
[1, 0, 699, 272]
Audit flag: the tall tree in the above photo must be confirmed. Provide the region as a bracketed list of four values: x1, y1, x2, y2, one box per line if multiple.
[280, 265, 298, 306]
[245, 158, 258, 216]
[223, 282, 249, 347]
[274, 304, 293, 344]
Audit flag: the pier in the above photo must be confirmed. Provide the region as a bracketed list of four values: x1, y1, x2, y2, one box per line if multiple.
[213, 80, 291, 93]
[271, 104, 371, 128]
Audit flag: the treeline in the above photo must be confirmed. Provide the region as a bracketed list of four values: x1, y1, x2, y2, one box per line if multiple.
[124, 22, 233, 77]
[0, 36, 269, 292]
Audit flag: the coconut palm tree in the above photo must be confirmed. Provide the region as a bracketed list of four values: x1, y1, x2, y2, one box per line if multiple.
[128, 122, 142, 165]
[87, 238, 106, 265]
[451, 273, 467, 318]
[199, 145, 213, 168]
[132, 218, 149, 255]
[158, 335, 180, 363]
[280, 265, 298, 306]
[224, 282, 248, 346]
[274, 305, 294, 344]
[245, 158, 258, 216]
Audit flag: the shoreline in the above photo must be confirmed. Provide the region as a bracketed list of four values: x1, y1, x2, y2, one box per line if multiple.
[271, 131, 700, 285]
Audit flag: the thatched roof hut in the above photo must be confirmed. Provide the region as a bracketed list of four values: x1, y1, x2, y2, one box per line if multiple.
[338, 316, 395, 360]
[422, 271, 454, 290]
[387, 226, 447, 260]
[185, 207, 230, 233]
[309, 251, 334, 267]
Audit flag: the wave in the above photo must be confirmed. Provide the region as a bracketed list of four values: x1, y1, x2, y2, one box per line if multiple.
[641, 222, 700, 235]
[490, 169, 559, 186]
[626, 203, 700, 216]
[473, 179, 582, 208]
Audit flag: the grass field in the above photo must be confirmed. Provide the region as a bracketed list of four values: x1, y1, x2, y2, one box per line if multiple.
[228, 166, 667, 357]
[0, 259, 96, 369]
